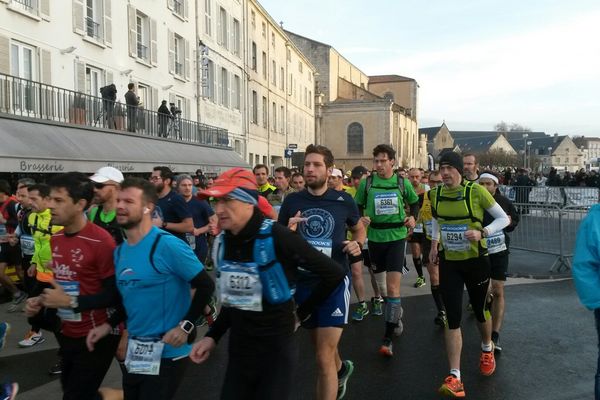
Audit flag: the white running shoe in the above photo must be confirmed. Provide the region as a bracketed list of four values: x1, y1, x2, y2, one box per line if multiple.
[19, 331, 45, 348]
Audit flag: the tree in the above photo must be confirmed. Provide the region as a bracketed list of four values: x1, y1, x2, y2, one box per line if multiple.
[494, 121, 531, 132]
[476, 149, 520, 170]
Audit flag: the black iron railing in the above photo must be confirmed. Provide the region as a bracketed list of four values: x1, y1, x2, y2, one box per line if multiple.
[0, 73, 230, 148]
[12, 0, 37, 13]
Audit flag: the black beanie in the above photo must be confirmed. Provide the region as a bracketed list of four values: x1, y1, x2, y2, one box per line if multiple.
[439, 152, 463, 174]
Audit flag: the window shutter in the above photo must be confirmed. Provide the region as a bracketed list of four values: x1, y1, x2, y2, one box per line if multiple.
[40, 0, 50, 20]
[150, 19, 158, 66]
[184, 39, 190, 80]
[168, 30, 175, 74]
[74, 60, 86, 92]
[0, 35, 9, 75]
[184, 0, 189, 20]
[40, 49, 52, 84]
[128, 5, 136, 57]
[72, 0, 84, 35]
[151, 87, 158, 111]
[185, 98, 191, 119]
[104, 0, 112, 47]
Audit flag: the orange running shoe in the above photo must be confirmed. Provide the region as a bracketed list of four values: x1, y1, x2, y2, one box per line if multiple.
[438, 375, 465, 398]
[480, 348, 496, 376]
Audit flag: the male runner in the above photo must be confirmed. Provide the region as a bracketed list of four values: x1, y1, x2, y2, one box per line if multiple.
[354, 144, 419, 357]
[24, 172, 121, 400]
[150, 166, 193, 242]
[267, 166, 296, 210]
[89, 166, 125, 245]
[478, 172, 519, 354]
[0, 180, 26, 306]
[428, 153, 509, 398]
[253, 164, 276, 197]
[279, 145, 365, 400]
[407, 168, 430, 288]
[463, 153, 480, 182]
[291, 172, 306, 191]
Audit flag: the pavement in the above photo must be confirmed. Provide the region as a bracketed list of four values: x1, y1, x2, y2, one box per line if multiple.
[1, 260, 594, 400]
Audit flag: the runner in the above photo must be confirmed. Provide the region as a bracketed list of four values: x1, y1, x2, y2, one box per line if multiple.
[463, 153, 480, 182]
[86, 177, 215, 400]
[24, 172, 121, 400]
[354, 144, 419, 357]
[253, 164, 276, 197]
[291, 172, 306, 191]
[0, 321, 19, 399]
[0, 180, 26, 307]
[150, 166, 193, 242]
[190, 167, 345, 400]
[407, 168, 430, 288]
[418, 171, 447, 326]
[428, 152, 510, 398]
[88, 167, 126, 245]
[279, 145, 365, 400]
[478, 172, 519, 354]
[267, 166, 296, 211]
[11, 180, 35, 302]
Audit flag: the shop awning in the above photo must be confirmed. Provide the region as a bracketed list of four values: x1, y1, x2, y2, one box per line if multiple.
[0, 116, 248, 174]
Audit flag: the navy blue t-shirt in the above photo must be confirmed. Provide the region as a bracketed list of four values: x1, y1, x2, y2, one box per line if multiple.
[278, 189, 360, 283]
[156, 190, 192, 241]
[186, 197, 214, 255]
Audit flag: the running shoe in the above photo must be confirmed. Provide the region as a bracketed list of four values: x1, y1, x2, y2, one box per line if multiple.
[492, 337, 503, 355]
[48, 360, 62, 375]
[0, 382, 18, 400]
[434, 311, 448, 328]
[413, 276, 426, 288]
[378, 338, 393, 357]
[479, 346, 496, 376]
[0, 322, 9, 351]
[371, 297, 383, 316]
[438, 375, 465, 398]
[18, 331, 45, 348]
[337, 360, 354, 400]
[351, 302, 369, 322]
[7, 292, 27, 313]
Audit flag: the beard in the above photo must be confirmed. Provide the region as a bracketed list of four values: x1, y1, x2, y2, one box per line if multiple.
[155, 182, 165, 193]
[118, 214, 143, 230]
[306, 176, 327, 190]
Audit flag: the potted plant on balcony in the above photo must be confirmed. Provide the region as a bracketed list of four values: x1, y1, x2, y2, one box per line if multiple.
[69, 92, 86, 124]
[114, 101, 125, 131]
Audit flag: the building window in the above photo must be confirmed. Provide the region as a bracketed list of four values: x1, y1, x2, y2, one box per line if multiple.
[262, 51, 267, 79]
[173, 0, 185, 18]
[280, 67, 284, 90]
[262, 96, 267, 128]
[250, 10, 255, 30]
[383, 91, 394, 101]
[10, 41, 36, 80]
[207, 60, 215, 102]
[271, 32, 275, 48]
[251, 90, 258, 123]
[218, 7, 228, 48]
[85, 65, 103, 96]
[11, 0, 39, 14]
[286, 48, 291, 62]
[347, 122, 364, 154]
[261, 22, 266, 38]
[233, 18, 240, 56]
[298, 61, 303, 73]
[136, 13, 149, 61]
[308, 90, 312, 109]
[175, 95, 186, 118]
[85, 0, 104, 41]
[280, 105, 284, 133]
[271, 60, 276, 85]
[233, 74, 241, 110]
[204, 0, 212, 36]
[272, 102, 276, 131]
[220, 67, 229, 107]
[174, 34, 184, 76]
[251, 42, 257, 71]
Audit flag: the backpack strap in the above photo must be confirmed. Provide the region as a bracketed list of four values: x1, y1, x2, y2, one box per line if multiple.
[254, 219, 276, 268]
[149, 232, 167, 275]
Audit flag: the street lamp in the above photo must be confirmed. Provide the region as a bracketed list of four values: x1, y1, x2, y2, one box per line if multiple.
[547, 146, 553, 171]
[522, 133, 529, 168]
[526, 140, 532, 170]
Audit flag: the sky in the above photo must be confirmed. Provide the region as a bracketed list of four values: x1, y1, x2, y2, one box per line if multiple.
[259, 0, 600, 136]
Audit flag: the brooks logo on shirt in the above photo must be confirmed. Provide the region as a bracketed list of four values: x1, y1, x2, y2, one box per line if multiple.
[331, 308, 344, 317]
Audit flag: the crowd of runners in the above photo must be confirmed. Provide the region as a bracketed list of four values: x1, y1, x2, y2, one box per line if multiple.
[0, 144, 522, 399]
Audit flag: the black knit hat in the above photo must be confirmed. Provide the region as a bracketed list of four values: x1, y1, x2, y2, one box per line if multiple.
[439, 152, 463, 175]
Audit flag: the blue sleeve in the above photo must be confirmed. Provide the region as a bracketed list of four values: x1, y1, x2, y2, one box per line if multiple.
[172, 195, 192, 220]
[344, 193, 360, 227]
[573, 207, 600, 310]
[162, 235, 204, 281]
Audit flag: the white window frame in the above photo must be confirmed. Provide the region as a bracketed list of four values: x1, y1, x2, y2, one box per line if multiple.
[10, 41, 36, 80]
[174, 34, 184, 76]
[233, 18, 240, 56]
[136, 12, 150, 61]
[218, 7, 228, 49]
[204, 0, 212, 36]
[220, 67, 229, 108]
[85, 0, 104, 41]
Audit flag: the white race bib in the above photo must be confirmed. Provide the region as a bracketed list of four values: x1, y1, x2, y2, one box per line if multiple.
[20, 234, 35, 256]
[307, 238, 333, 257]
[185, 233, 196, 250]
[218, 262, 263, 312]
[486, 231, 507, 254]
[440, 224, 470, 252]
[125, 337, 164, 375]
[374, 193, 399, 216]
[56, 280, 82, 322]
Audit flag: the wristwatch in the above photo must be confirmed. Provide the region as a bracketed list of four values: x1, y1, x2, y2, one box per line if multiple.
[69, 295, 79, 310]
[179, 320, 194, 334]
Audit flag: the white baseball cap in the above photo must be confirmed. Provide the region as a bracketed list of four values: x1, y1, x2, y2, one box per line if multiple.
[331, 168, 343, 178]
[90, 166, 124, 183]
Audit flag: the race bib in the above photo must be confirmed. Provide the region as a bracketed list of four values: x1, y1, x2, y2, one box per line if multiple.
[440, 224, 470, 252]
[185, 233, 196, 250]
[20, 234, 35, 256]
[56, 280, 82, 322]
[218, 262, 263, 312]
[486, 231, 507, 254]
[125, 337, 164, 375]
[413, 223, 424, 234]
[374, 193, 399, 216]
[307, 238, 333, 257]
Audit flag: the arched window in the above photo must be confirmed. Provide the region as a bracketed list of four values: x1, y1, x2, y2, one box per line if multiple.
[383, 91, 394, 101]
[347, 122, 364, 154]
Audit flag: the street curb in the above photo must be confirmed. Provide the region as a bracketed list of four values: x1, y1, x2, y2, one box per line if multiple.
[508, 272, 571, 280]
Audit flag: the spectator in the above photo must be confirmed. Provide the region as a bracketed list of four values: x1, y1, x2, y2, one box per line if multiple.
[124, 83, 139, 133]
[514, 169, 534, 214]
[546, 168, 562, 187]
[157, 100, 171, 138]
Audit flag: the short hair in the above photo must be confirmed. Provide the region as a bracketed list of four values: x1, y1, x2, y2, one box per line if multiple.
[28, 183, 50, 198]
[153, 166, 174, 183]
[373, 144, 396, 160]
[128, 83, 135, 90]
[274, 166, 292, 179]
[463, 153, 478, 163]
[291, 172, 304, 180]
[253, 164, 269, 174]
[17, 178, 36, 188]
[429, 170, 441, 178]
[48, 172, 94, 209]
[121, 177, 159, 205]
[176, 174, 193, 187]
[0, 180, 11, 195]
[408, 167, 422, 175]
[305, 144, 334, 168]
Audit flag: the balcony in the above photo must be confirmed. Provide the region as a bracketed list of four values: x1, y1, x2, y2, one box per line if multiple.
[12, 0, 38, 13]
[0, 73, 230, 148]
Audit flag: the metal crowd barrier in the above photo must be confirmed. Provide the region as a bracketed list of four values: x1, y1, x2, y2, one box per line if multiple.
[502, 185, 598, 273]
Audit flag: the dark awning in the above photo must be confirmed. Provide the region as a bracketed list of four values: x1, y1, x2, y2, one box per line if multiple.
[0, 116, 248, 174]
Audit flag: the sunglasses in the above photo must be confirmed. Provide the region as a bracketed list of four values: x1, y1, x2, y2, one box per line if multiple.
[94, 182, 116, 189]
